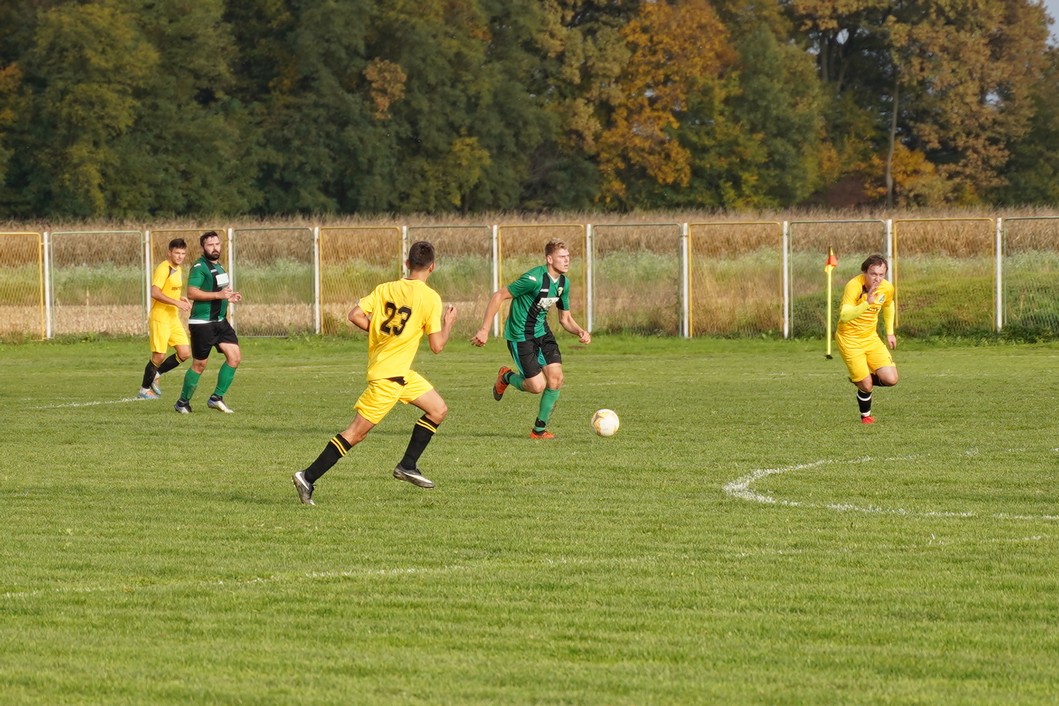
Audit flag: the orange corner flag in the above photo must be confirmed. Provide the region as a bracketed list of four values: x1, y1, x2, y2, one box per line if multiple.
[824, 247, 838, 273]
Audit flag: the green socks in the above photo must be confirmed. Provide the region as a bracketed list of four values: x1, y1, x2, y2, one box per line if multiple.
[534, 388, 560, 431]
[507, 371, 525, 392]
[180, 368, 201, 402]
[213, 363, 237, 397]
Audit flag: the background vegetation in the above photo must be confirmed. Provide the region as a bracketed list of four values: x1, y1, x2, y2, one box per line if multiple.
[1, 0, 1057, 220]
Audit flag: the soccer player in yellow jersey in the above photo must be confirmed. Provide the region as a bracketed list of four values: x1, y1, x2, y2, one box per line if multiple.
[137, 239, 191, 399]
[836, 254, 899, 424]
[292, 241, 457, 504]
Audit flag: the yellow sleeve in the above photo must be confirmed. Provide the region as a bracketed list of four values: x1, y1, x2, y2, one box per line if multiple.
[882, 284, 896, 335]
[151, 262, 170, 289]
[838, 278, 868, 323]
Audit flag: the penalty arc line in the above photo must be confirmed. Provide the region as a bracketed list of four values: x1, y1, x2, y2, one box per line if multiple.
[723, 455, 1059, 522]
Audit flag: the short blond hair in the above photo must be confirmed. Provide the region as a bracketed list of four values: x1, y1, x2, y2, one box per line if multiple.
[544, 238, 566, 257]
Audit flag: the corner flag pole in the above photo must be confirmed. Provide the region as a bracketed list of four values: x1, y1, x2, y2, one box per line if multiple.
[824, 247, 838, 359]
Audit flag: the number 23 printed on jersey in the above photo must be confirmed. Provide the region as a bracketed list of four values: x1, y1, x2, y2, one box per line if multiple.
[380, 302, 412, 335]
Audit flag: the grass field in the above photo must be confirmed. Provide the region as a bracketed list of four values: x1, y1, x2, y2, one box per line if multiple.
[2, 335, 1058, 705]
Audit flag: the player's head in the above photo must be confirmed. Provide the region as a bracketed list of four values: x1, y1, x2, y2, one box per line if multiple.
[407, 241, 436, 273]
[167, 238, 187, 266]
[200, 231, 222, 262]
[545, 238, 571, 274]
[861, 254, 888, 287]
[860, 255, 887, 274]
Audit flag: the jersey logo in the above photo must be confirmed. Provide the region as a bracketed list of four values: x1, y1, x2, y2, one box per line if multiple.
[537, 296, 559, 311]
[557, 287, 564, 296]
[527, 275, 538, 282]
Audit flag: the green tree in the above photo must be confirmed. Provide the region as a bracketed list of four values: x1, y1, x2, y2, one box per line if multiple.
[226, 0, 379, 214]
[515, 0, 636, 209]
[597, 0, 736, 207]
[14, 0, 157, 217]
[727, 24, 825, 205]
[993, 47, 1059, 205]
[109, 0, 256, 216]
[789, 0, 1049, 206]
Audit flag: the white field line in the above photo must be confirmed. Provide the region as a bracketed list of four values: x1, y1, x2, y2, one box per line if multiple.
[723, 454, 1059, 522]
[30, 397, 146, 409]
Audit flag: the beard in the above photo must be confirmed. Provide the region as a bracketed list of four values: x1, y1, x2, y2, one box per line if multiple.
[205, 250, 221, 262]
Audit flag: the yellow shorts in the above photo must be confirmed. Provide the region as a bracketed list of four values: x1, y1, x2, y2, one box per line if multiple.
[149, 313, 190, 354]
[836, 335, 894, 383]
[354, 370, 434, 425]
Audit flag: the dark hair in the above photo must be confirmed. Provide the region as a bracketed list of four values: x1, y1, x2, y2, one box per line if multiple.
[861, 254, 888, 273]
[199, 230, 220, 248]
[168, 238, 187, 250]
[407, 241, 436, 271]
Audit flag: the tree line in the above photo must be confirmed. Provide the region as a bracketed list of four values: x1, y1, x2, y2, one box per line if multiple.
[0, 0, 1056, 219]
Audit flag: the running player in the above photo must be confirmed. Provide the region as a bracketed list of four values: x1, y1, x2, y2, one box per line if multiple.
[470, 238, 591, 439]
[137, 238, 191, 399]
[835, 254, 898, 424]
[175, 231, 243, 414]
[292, 241, 457, 505]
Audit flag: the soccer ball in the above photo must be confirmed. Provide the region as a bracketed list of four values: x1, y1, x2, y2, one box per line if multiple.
[591, 409, 620, 437]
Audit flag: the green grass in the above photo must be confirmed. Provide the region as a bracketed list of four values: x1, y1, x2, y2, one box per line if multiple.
[2, 336, 1058, 704]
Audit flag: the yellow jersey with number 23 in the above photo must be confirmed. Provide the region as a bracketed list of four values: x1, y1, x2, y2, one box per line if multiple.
[358, 278, 443, 381]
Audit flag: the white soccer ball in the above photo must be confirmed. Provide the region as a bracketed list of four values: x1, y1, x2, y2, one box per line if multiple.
[591, 409, 620, 437]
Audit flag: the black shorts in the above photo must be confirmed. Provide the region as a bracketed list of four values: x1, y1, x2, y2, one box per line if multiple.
[189, 320, 239, 360]
[507, 333, 562, 379]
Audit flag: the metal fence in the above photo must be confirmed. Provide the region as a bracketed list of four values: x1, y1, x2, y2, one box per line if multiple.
[2, 217, 1057, 340]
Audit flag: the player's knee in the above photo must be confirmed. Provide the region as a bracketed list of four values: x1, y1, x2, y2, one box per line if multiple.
[523, 376, 546, 394]
[879, 370, 898, 386]
[429, 401, 449, 423]
[342, 427, 368, 446]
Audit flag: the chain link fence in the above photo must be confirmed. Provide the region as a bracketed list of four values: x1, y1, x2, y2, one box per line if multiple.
[3, 218, 1058, 340]
[0, 232, 44, 339]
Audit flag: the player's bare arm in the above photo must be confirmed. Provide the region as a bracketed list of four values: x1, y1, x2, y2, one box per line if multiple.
[429, 305, 458, 354]
[558, 310, 591, 344]
[470, 288, 512, 346]
[348, 305, 370, 332]
[151, 285, 192, 312]
[187, 285, 240, 302]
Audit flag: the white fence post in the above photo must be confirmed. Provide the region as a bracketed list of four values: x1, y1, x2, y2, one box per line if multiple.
[585, 223, 594, 333]
[995, 217, 1003, 332]
[681, 222, 690, 338]
[43, 230, 52, 339]
[491, 224, 500, 337]
[313, 225, 321, 335]
[782, 220, 790, 339]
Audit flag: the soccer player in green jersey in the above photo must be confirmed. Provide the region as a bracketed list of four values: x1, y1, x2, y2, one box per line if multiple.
[471, 238, 591, 439]
[292, 241, 458, 505]
[835, 254, 899, 424]
[137, 238, 191, 399]
[175, 231, 243, 415]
